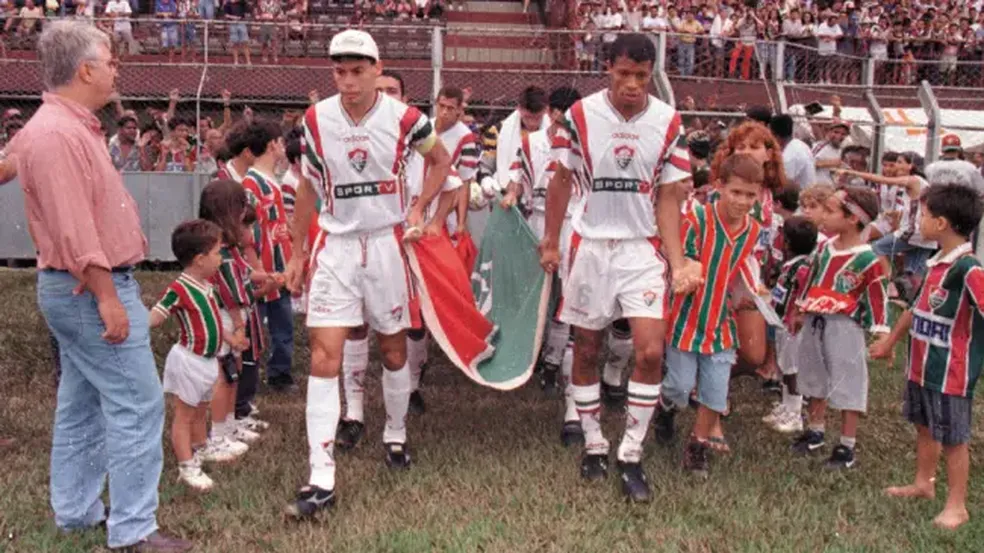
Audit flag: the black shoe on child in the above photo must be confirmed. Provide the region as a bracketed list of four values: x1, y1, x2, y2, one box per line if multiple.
[683, 438, 710, 479]
[824, 444, 857, 470]
[335, 419, 365, 451]
[791, 430, 826, 455]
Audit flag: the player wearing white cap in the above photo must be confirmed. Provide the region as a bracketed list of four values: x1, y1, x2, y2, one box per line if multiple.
[284, 29, 452, 519]
[539, 33, 701, 503]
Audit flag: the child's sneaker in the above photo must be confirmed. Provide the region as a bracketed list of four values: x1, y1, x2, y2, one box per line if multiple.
[238, 414, 270, 432]
[762, 402, 785, 425]
[791, 430, 825, 455]
[824, 445, 857, 470]
[199, 436, 248, 463]
[232, 424, 261, 444]
[178, 460, 214, 492]
[770, 409, 804, 434]
[683, 437, 709, 479]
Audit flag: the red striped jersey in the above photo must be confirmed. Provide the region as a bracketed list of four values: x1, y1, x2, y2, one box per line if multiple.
[509, 129, 581, 218]
[551, 91, 690, 240]
[281, 168, 299, 219]
[300, 92, 436, 235]
[211, 245, 255, 311]
[242, 168, 293, 300]
[153, 273, 224, 358]
[440, 120, 479, 183]
[908, 243, 984, 398]
[797, 239, 889, 333]
[772, 254, 811, 330]
[670, 202, 762, 354]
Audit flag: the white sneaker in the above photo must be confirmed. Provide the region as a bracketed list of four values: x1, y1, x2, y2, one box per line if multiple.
[198, 436, 248, 463]
[238, 414, 270, 432]
[178, 461, 214, 492]
[762, 402, 785, 424]
[232, 425, 261, 444]
[771, 409, 804, 434]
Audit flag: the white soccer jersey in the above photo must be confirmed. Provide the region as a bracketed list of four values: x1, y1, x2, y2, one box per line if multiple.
[509, 128, 580, 218]
[301, 92, 436, 235]
[440, 120, 480, 182]
[551, 91, 690, 240]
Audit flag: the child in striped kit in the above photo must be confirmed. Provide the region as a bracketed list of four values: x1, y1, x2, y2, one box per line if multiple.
[762, 216, 818, 433]
[790, 186, 888, 470]
[150, 219, 248, 491]
[872, 183, 984, 530]
[654, 153, 764, 477]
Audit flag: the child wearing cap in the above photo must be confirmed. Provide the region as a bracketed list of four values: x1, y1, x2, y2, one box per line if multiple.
[871, 183, 984, 530]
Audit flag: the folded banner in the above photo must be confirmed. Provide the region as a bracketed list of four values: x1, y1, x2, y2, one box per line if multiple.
[405, 234, 498, 381]
[469, 206, 552, 390]
[405, 206, 551, 390]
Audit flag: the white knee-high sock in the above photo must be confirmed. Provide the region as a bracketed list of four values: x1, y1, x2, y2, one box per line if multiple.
[543, 320, 570, 366]
[382, 363, 411, 444]
[407, 334, 429, 391]
[572, 383, 609, 455]
[342, 338, 368, 422]
[617, 381, 661, 463]
[307, 375, 340, 490]
[561, 342, 578, 423]
[602, 330, 633, 387]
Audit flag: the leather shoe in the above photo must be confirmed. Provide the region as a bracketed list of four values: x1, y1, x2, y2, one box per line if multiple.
[115, 531, 193, 553]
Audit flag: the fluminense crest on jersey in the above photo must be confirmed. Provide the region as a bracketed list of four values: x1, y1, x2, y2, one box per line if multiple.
[348, 148, 368, 173]
[614, 144, 635, 170]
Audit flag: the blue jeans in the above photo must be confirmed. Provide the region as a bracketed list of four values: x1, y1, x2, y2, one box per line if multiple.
[261, 290, 294, 381]
[662, 347, 737, 413]
[198, 0, 214, 19]
[784, 49, 798, 81]
[677, 42, 695, 77]
[38, 270, 164, 549]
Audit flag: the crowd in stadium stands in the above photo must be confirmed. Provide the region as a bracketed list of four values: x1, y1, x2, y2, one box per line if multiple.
[572, 0, 984, 85]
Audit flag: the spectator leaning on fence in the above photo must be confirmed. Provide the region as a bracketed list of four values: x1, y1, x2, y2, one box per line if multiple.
[5, 20, 192, 552]
[224, 0, 251, 66]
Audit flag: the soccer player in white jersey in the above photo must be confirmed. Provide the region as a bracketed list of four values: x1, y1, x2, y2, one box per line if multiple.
[283, 30, 452, 518]
[539, 33, 702, 503]
[503, 86, 585, 447]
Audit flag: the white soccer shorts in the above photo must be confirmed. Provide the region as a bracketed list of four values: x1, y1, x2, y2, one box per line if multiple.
[559, 235, 669, 331]
[528, 211, 573, 282]
[306, 225, 412, 336]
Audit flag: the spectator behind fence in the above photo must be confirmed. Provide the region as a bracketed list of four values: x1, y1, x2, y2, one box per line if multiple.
[5, 20, 192, 552]
[770, 113, 815, 190]
[925, 134, 984, 197]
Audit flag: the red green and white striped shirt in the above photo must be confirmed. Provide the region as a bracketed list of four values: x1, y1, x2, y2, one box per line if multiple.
[670, 202, 761, 354]
[771, 254, 811, 331]
[211, 245, 255, 311]
[153, 273, 224, 358]
[908, 243, 984, 398]
[796, 239, 889, 333]
[242, 167, 293, 302]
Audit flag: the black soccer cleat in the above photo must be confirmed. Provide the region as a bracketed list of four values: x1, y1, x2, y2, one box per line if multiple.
[683, 438, 710, 479]
[580, 453, 609, 482]
[824, 445, 857, 470]
[617, 461, 652, 503]
[601, 381, 627, 409]
[761, 379, 782, 395]
[284, 485, 335, 519]
[384, 442, 412, 470]
[539, 363, 560, 397]
[652, 400, 677, 444]
[409, 390, 426, 415]
[335, 419, 365, 451]
[560, 420, 585, 448]
[791, 430, 826, 456]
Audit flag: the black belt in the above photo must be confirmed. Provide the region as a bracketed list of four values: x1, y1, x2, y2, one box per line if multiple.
[44, 265, 134, 273]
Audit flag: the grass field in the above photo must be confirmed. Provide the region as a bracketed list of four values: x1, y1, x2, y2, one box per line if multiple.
[2, 268, 984, 552]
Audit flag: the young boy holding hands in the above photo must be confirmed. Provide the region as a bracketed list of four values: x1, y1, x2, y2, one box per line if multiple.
[871, 183, 984, 530]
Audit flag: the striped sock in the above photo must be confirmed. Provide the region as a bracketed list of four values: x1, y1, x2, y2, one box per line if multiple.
[617, 381, 661, 463]
[572, 383, 608, 455]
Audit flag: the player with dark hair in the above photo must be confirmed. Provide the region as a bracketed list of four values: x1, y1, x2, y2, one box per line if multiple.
[284, 30, 452, 518]
[540, 32, 700, 502]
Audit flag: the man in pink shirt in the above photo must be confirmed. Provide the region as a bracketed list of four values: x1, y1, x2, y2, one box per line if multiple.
[7, 20, 191, 553]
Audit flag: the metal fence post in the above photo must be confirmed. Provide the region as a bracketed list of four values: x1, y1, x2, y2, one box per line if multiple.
[195, 20, 209, 167]
[773, 40, 783, 83]
[918, 80, 940, 165]
[864, 90, 885, 175]
[653, 33, 674, 107]
[431, 26, 443, 116]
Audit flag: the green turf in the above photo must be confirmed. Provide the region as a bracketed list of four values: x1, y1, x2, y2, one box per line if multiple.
[1, 269, 983, 552]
